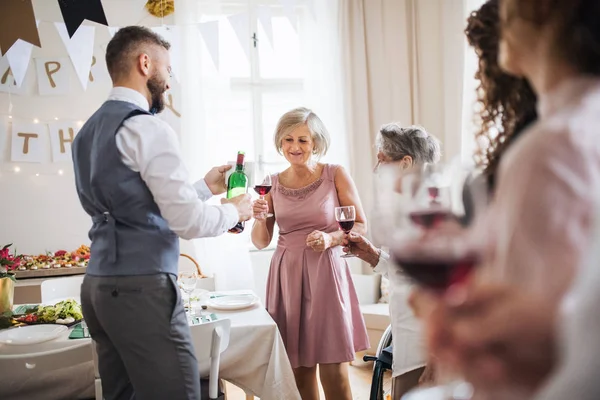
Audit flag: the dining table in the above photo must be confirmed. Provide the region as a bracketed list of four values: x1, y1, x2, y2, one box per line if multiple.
[0, 290, 300, 400]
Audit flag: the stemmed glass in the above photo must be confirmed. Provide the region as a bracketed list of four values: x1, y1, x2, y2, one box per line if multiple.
[179, 271, 198, 322]
[373, 160, 488, 400]
[253, 170, 273, 218]
[335, 205, 356, 258]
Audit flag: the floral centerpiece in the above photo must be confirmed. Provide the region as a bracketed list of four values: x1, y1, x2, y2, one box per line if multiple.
[0, 244, 23, 314]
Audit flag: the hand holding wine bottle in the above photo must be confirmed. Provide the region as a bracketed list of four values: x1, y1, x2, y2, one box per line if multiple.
[226, 151, 250, 233]
[204, 164, 233, 195]
[221, 194, 252, 222]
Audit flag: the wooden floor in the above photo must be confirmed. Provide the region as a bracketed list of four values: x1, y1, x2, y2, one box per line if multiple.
[224, 361, 392, 399]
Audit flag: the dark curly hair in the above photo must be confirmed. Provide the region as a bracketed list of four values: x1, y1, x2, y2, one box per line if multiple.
[465, 0, 537, 190]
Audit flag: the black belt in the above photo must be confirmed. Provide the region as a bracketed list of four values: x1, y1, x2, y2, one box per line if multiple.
[92, 211, 117, 263]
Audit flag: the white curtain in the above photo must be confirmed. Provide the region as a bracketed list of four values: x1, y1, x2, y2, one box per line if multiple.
[339, 0, 470, 269]
[173, 0, 348, 289]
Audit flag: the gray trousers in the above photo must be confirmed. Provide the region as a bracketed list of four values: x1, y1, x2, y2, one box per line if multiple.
[81, 273, 200, 400]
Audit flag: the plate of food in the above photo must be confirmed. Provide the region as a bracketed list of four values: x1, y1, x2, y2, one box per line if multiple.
[206, 293, 259, 311]
[0, 324, 68, 345]
[15, 299, 83, 327]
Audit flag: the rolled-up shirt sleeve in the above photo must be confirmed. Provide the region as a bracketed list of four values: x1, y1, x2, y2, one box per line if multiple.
[115, 115, 239, 239]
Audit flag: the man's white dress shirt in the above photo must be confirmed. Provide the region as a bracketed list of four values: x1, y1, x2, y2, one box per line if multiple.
[108, 87, 239, 239]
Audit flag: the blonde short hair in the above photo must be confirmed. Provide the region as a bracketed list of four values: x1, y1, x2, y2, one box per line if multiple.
[274, 107, 330, 158]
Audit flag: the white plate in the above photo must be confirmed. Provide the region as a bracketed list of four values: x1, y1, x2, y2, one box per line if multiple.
[207, 294, 259, 310]
[0, 325, 68, 346]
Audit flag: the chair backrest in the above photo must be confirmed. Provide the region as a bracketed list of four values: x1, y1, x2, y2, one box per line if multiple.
[40, 275, 84, 304]
[0, 341, 92, 380]
[190, 318, 231, 360]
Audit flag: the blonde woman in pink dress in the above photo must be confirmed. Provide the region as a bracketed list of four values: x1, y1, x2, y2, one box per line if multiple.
[251, 107, 369, 400]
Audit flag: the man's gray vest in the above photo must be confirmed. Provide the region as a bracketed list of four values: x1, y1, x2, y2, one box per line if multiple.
[72, 100, 179, 276]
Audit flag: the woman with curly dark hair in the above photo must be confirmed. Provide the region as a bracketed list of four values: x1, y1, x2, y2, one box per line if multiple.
[465, 0, 537, 191]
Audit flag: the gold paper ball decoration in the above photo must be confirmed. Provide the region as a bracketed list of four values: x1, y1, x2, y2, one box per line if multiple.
[145, 0, 175, 18]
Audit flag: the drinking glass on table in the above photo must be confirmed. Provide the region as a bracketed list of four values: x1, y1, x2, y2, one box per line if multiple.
[335, 205, 356, 258]
[179, 271, 198, 321]
[253, 170, 273, 218]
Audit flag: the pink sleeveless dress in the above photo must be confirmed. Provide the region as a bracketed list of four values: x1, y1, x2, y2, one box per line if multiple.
[266, 164, 370, 368]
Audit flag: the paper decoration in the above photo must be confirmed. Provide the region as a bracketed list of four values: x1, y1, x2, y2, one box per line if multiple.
[57, 0, 109, 38]
[306, 0, 316, 20]
[198, 21, 220, 70]
[10, 122, 47, 163]
[49, 121, 79, 162]
[257, 6, 274, 48]
[0, 0, 41, 56]
[5, 39, 34, 88]
[88, 54, 111, 86]
[55, 23, 95, 90]
[227, 13, 251, 63]
[0, 56, 27, 95]
[278, 0, 298, 31]
[151, 26, 180, 82]
[35, 58, 71, 96]
[108, 27, 120, 38]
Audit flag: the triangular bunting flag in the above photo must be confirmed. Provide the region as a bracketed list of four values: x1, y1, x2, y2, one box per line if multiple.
[306, 0, 316, 20]
[227, 13, 251, 63]
[108, 27, 120, 38]
[198, 21, 220, 71]
[0, 0, 41, 56]
[55, 23, 96, 90]
[151, 26, 180, 82]
[5, 40, 34, 88]
[278, 0, 298, 31]
[57, 0, 109, 38]
[256, 6, 274, 48]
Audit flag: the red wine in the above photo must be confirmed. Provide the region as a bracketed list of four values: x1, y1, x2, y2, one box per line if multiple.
[338, 220, 355, 233]
[253, 185, 272, 196]
[393, 253, 479, 291]
[409, 209, 453, 229]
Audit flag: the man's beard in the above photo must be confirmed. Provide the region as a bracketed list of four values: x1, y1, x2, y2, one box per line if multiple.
[147, 73, 166, 114]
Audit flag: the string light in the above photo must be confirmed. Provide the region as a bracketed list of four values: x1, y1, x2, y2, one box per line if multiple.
[13, 166, 20, 173]
[35, 173, 40, 177]
[33, 118, 39, 124]
[54, 117, 59, 120]
[58, 169, 64, 175]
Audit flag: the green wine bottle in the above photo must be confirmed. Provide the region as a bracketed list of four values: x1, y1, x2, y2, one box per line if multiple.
[227, 151, 248, 234]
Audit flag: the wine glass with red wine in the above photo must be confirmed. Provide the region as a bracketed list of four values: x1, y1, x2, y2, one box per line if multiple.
[335, 205, 356, 258]
[253, 171, 273, 218]
[407, 163, 456, 230]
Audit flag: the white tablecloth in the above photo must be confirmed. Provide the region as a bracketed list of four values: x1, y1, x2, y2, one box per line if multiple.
[196, 299, 300, 400]
[1, 292, 300, 400]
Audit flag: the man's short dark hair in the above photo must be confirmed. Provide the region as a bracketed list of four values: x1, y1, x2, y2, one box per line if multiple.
[105, 26, 170, 81]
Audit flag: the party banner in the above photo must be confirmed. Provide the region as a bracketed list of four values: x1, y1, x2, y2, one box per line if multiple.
[48, 121, 79, 162]
[278, 0, 298, 31]
[228, 13, 251, 63]
[35, 58, 71, 96]
[55, 23, 95, 90]
[57, 0, 109, 38]
[0, 56, 27, 95]
[0, 0, 41, 56]
[198, 21, 220, 71]
[10, 122, 47, 163]
[257, 6, 274, 48]
[5, 39, 34, 88]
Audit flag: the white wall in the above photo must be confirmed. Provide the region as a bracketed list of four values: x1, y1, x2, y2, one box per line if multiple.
[0, 0, 178, 254]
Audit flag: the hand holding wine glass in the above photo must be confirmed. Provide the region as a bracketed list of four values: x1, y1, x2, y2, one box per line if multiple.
[253, 170, 273, 218]
[335, 205, 356, 258]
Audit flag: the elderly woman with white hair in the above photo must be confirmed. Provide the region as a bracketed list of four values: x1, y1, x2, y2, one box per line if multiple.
[251, 107, 369, 400]
[344, 123, 441, 400]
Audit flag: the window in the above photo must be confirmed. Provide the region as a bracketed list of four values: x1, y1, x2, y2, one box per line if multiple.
[195, 1, 310, 249]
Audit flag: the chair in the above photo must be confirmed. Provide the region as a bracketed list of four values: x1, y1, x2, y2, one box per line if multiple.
[40, 275, 84, 304]
[191, 318, 232, 400]
[0, 341, 93, 398]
